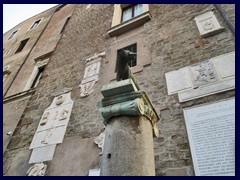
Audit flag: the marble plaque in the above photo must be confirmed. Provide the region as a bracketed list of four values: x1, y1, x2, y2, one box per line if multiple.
[212, 52, 235, 79]
[178, 79, 235, 102]
[30, 92, 74, 149]
[89, 169, 100, 176]
[183, 98, 235, 176]
[79, 52, 105, 97]
[83, 61, 101, 81]
[29, 145, 56, 164]
[194, 11, 223, 37]
[165, 67, 193, 95]
[189, 60, 218, 88]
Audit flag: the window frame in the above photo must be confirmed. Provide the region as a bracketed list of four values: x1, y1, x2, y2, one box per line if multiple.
[15, 38, 29, 54]
[107, 4, 151, 37]
[121, 4, 143, 22]
[29, 18, 43, 31]
[23, 58, 49, 91]
[8, 30, 18, 40]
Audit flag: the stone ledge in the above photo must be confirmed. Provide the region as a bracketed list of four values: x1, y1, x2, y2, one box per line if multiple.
[107, 12, 151, 37]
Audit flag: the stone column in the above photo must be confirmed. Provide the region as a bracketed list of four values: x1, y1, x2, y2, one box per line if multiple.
[98, 79, 159, 176]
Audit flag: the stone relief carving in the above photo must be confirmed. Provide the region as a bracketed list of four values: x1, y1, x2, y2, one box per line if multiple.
[27, 162, 47, 176]
[59, 108, 69, 120]
[194, 11, 223, 37]
[190, 60, 217, 87]
[94, 130, 105, 155]
[202, 19, 214, 31]
[40, 112, 50, 126]
[79, 52, 105, 98]
[56, 95, 65, 105]
[41, 129, 53, 144]
[29, 90, 74, 164]
[165, 51, 235, 102]
[79, 81, 95, 97]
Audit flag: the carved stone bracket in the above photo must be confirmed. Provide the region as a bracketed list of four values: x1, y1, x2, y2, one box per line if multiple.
[99, 79, 159, 137]
[79, 52, 105, 97]
[27, 162, 47, 176]
[94, 129, 105, 155]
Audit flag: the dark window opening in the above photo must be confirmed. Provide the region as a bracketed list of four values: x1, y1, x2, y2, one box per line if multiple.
[116, 43, 137, 72]
[15, 38, 29, 54]
[122, 4, 143, 22]
[30, 19, 41, 29]
[8, 30, 18, 40]
[30, 67, 45, 89]
[60, 17, 70, 34]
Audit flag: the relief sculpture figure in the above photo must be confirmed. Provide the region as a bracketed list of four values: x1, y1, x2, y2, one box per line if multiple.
[27, 162, 47, 176]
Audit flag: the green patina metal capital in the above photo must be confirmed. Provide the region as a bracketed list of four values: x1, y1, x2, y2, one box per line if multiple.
[98, 79, 160, 138]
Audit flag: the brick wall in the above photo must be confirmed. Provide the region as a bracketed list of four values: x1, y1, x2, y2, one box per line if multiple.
[3, 4, 235, 176]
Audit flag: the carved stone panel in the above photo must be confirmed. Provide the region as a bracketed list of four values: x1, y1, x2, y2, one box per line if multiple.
[29, 91, 74, 163]
[165, 51, 235, 102]
[189, 60, 218, 88]
[194, 11, 224, 37]
[79, 52, 105, 97]
[183, 98, 235, 176]
[165, 67, 193, 95]
[212, 51, 235, 79]
[29, 145, 56, 164]
[27, 162, 47, 176]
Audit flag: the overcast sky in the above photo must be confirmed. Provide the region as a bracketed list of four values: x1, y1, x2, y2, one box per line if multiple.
[3, 4, 58, 34]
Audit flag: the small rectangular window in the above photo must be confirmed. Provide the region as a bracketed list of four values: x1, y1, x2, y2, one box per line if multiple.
[122, 4, 143, 22]
[30, 67, 45, 89]
[30, 19, 41, 30]
[8, 30, 18, 40]
[15, 38, 29, 54]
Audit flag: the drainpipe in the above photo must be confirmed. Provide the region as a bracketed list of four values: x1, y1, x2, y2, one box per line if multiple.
[214, 4, 235, 35]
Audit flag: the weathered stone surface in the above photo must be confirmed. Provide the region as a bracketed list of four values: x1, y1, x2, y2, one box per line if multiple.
[18, 117, 33, 126]
[4, 150, 32, 176]
[101, 116, 155, 176]
[165, 167, 194, 176]
[47, 136, 100, 176]
[7, 137, 22, 150]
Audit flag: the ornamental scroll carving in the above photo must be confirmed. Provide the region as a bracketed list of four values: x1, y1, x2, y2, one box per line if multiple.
[194, 11, 224, 37]
[79, 52, 106, 97]
[94, 129, 105, 155]
[27, 162, 47, 176]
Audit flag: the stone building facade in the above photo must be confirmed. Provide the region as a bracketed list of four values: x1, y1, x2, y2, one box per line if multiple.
[3, 4, 235, 176]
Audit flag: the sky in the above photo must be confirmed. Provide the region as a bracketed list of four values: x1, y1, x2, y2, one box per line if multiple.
[3, 4, 58, 34]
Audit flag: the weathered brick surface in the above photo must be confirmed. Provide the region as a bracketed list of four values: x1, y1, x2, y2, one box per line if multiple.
[3, 4, 235, 176]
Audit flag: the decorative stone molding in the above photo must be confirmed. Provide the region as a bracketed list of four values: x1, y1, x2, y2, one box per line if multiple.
[79, 52, 105, 97]
[94, 130, 105, 155]
[3, 65, 11, 75]
[27, 162, 47, 176]
[99, 79, 159, 137]
[3, 65, 11, 82]
[194, 11, 224, 37]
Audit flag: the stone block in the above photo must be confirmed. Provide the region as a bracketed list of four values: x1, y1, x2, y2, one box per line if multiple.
[19, 117, 33, 126]
[7, 137, 22, 150]
[165, 167, 191, 176]
[101, 79, 138, 97]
